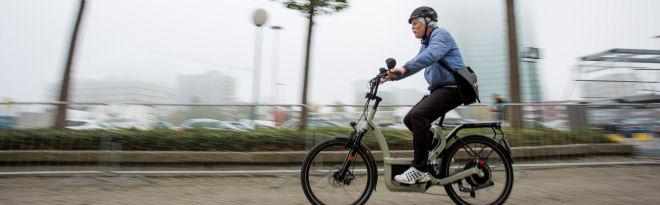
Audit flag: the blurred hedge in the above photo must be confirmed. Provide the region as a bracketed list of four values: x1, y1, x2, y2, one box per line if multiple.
[0, 127, 610, 151]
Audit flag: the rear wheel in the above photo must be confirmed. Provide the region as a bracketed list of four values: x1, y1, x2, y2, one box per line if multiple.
[300, 138, 377, 205]
[441, 135, 514, 205]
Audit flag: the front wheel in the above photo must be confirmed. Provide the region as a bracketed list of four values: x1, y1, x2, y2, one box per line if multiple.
[441, 135, 514, 205]
[300, 138, 378, 205]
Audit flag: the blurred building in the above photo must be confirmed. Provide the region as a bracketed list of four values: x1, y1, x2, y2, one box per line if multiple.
[47, 78, 175, 129]
[581, 73, 638, 99]
[393, 88, 426, 105]
[69, 78, 174, 103]
[432, 0, 540, 104]
[577, 49, 660, 100]
[352, 80, 370, 105]
[352, 80, 425, 106]
[576, 49, 660, 127]
[351, 79, 426, 123]
[176, 71, 236, 104]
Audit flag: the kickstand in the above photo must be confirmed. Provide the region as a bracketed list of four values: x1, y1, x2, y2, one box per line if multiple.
[457, 180, 476, 198]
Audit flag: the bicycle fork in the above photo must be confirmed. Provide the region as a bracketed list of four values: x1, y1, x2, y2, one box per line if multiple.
[335, 127, 368, 184]
[334, 149, 357, 185]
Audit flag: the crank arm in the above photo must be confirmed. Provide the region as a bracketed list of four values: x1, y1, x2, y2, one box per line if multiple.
[459, 180, 494, 193]
[431, 167, 483, 186]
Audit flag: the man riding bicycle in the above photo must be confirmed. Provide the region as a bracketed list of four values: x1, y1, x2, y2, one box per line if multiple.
[381, 6, 465, 185]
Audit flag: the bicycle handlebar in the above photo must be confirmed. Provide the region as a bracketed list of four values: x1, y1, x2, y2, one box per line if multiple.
[356, 58, 398, 123]
[369, 58, 398, 87]
[365, 58, 400, 103]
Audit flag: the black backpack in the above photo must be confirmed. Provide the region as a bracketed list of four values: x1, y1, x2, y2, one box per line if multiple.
[438, 59, 480, 105]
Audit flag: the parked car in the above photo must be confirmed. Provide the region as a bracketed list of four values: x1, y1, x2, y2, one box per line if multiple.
[0, 116, 16, 129]
[228, 121, 254, 130]
[66, 119, 114, 130]
[179, 119, 242, 131]
[649, 119, 660, 136]
[379, 123, 408, 130]
[281, 119, 346, 129]
[595, 118, 657, 137]
[542, 119, 569, 132]
[252, 120, 277, 128]
[439, 117, 477, 127]
[380, 110, 472, 129]
[152, 121, 178, 130]
[619, 118, 654, 137]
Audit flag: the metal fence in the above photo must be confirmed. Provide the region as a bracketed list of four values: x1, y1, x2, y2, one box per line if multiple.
[2, 101, 657, 128]
[0, 102, 658, 173]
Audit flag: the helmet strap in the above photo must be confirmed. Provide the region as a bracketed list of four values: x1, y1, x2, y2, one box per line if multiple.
[421, 18, 433, 47]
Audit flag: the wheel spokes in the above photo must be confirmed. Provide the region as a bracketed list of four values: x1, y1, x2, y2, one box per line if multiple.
[303, 141, 374, 205]
[447, 141, 512, 205]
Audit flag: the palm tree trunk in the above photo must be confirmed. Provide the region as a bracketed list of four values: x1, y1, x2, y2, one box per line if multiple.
[300, 8, 315, 130]
[54, 0, 86, 129]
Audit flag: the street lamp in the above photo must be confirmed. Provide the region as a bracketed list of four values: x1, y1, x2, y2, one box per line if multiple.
[270, 25, 284, 126]
[522, 47, 541, 102]
[251, 9, 268, 123]
[523, 47, 540, 60]
[270, 25, 283, 105]
[522, 47, 542, 127]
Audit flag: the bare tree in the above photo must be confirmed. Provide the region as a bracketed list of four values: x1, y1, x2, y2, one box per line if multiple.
[276, 0, 349, 130]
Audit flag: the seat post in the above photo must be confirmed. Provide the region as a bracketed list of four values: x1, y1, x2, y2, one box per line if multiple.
[437, 113, 446, 127]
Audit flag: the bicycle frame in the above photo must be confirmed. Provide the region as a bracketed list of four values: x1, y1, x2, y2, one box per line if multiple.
[336, 70, 512, 193]
[300, 63, 516, 205]
[360, 102, 486, 192]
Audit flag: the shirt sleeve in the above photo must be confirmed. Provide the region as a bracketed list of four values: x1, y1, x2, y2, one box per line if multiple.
[393, 48, 424, 80]
[397, 29, 451, 81]
[394, 67, 422, 80]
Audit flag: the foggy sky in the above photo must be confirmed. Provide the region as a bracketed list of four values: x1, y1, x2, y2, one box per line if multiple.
[1, 0, 659, 104]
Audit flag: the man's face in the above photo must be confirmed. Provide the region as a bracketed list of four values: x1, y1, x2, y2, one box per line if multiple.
[411, 19, 425, 39]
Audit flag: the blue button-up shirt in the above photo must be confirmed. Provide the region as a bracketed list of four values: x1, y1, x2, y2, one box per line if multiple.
[397, 27, 465, 91]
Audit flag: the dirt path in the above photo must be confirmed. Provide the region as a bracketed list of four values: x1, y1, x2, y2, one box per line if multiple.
[1, 166, 659, 205]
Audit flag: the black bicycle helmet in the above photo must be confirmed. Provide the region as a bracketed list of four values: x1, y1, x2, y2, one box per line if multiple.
[408, 6, 437, 24]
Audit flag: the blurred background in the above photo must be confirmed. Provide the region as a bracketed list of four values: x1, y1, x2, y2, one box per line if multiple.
[0, 0, 659, 204]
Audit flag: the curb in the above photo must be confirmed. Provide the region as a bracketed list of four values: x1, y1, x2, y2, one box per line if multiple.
[1, 160, 658, 177]
[0, 143, 634, 164]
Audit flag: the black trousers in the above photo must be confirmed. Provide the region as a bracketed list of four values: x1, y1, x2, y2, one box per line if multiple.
[403, 87, 462, 172]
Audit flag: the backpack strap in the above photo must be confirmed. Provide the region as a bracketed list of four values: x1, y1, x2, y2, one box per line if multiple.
[437, 59, 453, 73]
[437, 58, 465, 102]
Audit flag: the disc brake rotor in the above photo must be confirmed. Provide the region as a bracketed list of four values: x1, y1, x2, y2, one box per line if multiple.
[463, 159, 491, 187]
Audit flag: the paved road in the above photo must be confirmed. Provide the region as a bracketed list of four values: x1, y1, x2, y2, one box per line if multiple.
[1, 166, 659, 205]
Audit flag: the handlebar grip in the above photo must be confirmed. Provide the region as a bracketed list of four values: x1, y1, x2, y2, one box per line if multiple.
[386, 58, 396, 69]
[387, 69, 401, 76]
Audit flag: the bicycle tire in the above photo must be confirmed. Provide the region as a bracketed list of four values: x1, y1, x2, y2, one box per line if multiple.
[441, 135, 514, 205]
[300, 137, 378, 205]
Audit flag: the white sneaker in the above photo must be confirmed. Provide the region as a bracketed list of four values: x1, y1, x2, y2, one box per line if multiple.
[394, 167, 430, 185]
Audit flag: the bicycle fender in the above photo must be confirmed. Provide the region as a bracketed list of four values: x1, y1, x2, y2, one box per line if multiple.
[452, 135, 514, 164]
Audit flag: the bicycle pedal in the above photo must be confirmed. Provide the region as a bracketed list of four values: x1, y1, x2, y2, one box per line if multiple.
[424, 181, 433, 190]
[392, 180, 427, 187]
[392, 181, 412, 186]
